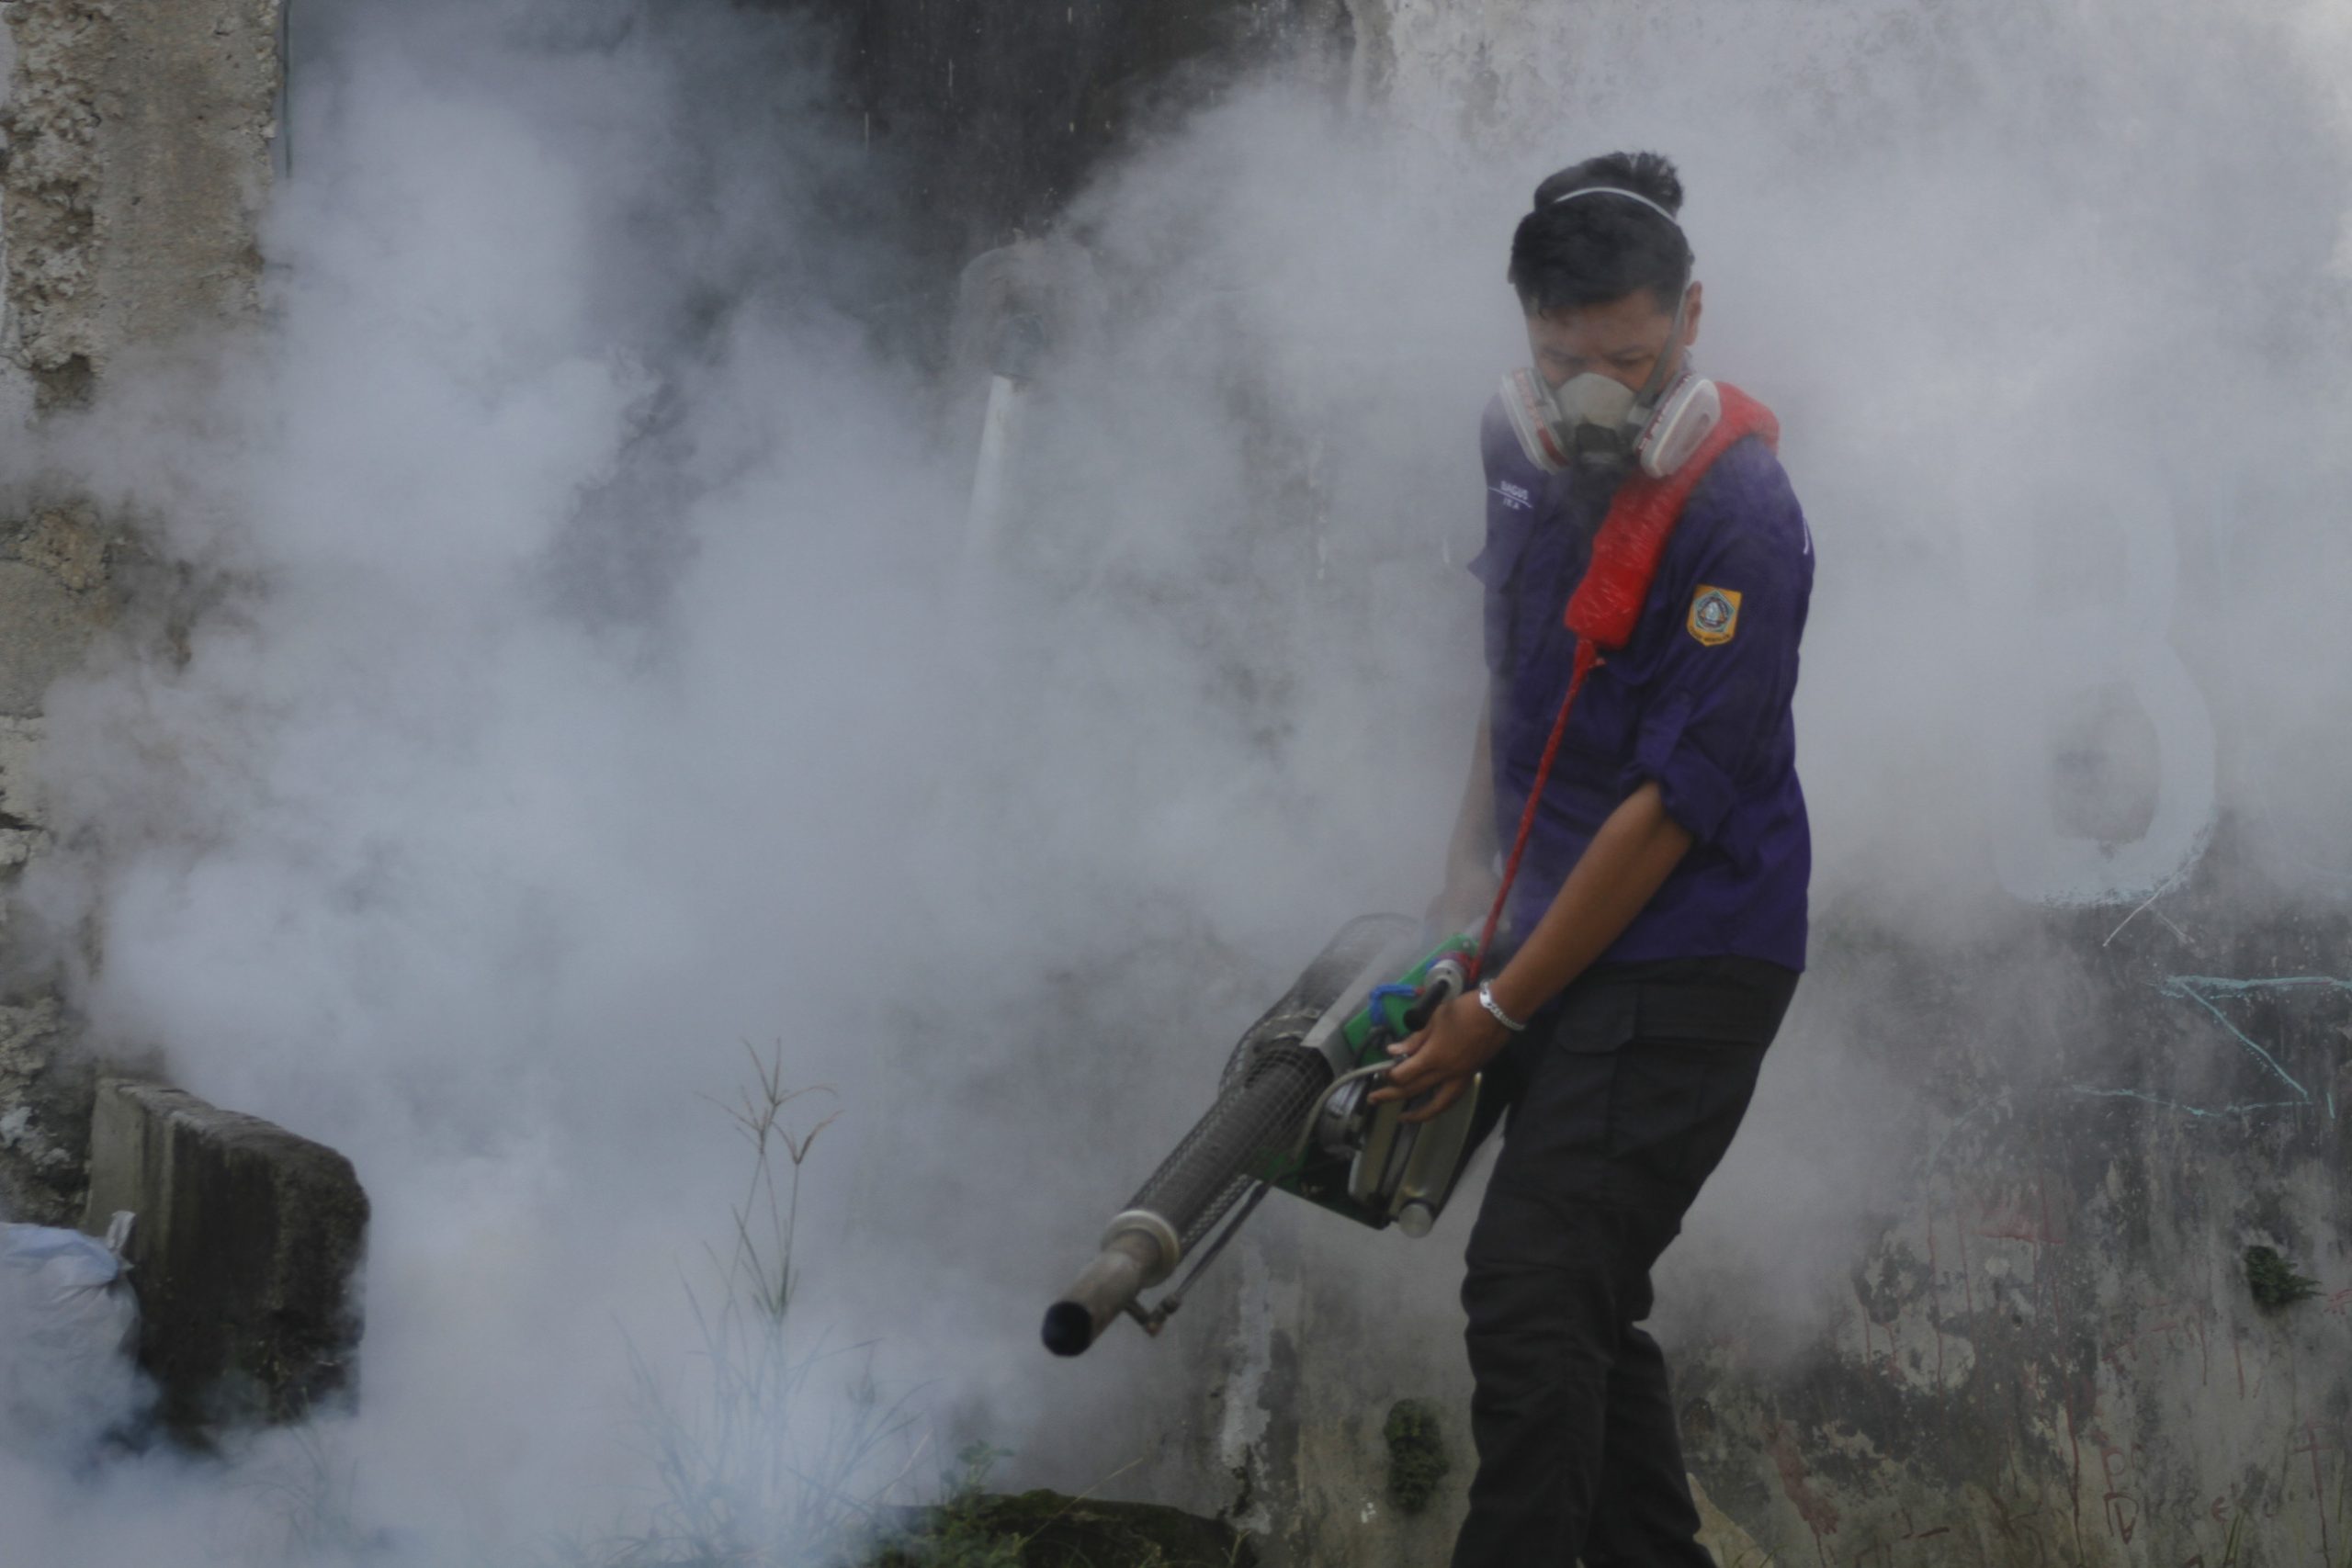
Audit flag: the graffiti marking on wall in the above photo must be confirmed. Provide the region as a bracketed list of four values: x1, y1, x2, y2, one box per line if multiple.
[2071, 975, 2352, 1119]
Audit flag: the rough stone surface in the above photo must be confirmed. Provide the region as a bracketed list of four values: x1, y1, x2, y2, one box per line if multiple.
[80, 1076, 368, 1432]
[0, 503, 120, 728]
[7, 501, 116, 594]
[2, 0, 279, 405]
[0, 995, 87, 1224]
[0, 558, 101, 716]
[0, 714, 44, 872]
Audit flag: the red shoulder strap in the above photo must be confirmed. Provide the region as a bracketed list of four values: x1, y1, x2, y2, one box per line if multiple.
[1566, 383, 1779, 650]
[1465, 383, 1780, 983]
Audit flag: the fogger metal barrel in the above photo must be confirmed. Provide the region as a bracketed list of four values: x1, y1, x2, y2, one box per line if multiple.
[1042, 914, 1415, 1357]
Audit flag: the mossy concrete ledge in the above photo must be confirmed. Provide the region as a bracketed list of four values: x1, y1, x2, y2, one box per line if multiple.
[873, 1491, 1261, 1567]
[78, 1075, 368, 1434]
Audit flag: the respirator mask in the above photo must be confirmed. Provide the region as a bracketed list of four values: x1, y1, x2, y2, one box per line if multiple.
[1500, 288, 1719, 483]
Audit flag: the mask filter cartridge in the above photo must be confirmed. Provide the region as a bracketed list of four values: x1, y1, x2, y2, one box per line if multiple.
[1500, 361, 1720, 482]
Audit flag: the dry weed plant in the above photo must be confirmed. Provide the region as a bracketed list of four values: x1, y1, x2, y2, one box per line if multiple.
[556, 1043, 1021, 1568]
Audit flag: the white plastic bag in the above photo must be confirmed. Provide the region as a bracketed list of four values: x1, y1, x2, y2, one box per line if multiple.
[0, 1213, 146, 1455]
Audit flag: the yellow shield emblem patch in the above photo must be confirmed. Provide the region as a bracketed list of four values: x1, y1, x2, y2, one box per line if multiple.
[1688, 586, 1742, 647]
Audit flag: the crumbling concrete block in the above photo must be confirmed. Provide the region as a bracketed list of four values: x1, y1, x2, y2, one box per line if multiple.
[79, 1076, 368, 1432]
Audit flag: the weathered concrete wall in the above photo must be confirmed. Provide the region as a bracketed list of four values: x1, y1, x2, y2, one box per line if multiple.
[81, 1076, 368, 1431]
[2, 0, 280, 407]
[1670, 871, 2352, 1568]
[0, 0, 280, 1222]
[0, 994, 82, 1224]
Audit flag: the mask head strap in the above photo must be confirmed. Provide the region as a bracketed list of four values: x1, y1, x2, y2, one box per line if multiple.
[1631, 283, 1693, 409]
[1547, 184, 1684, 231]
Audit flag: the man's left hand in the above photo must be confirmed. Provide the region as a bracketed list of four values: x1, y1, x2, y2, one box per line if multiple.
[1370, 991, 1513, 1124]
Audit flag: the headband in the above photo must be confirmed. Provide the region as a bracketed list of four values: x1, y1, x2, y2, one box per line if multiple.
[1548, 185, 1682, 230]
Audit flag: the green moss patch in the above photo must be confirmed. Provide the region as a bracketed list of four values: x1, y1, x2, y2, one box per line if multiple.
[2245, 1245, 2320, 1312]
[1384, 1397, 1453, 1516]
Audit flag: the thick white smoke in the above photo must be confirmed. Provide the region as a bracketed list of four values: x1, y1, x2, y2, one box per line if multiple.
[2, 0, 2348, 1560]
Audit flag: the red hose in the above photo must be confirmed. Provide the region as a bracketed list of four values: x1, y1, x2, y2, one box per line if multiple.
[1466, 639, 1597, 987]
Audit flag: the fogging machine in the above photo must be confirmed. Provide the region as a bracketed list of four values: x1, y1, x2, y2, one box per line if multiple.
[1043, 915, 1486, 1357]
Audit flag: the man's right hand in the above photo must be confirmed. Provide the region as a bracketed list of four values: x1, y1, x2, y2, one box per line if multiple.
[1372, 991, 1511, 1123]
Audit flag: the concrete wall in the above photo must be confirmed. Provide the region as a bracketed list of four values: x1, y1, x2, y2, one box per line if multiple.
[0, 0, 282, 1224]
[1666, 874, 2352, 1568]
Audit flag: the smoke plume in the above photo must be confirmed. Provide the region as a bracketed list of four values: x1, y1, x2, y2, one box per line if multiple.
[1, 0, 2347, 1560]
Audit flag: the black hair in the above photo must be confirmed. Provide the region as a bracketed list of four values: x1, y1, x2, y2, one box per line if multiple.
[1508, 151, 1693, 316]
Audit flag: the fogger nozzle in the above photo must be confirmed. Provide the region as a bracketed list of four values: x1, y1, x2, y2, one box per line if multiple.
[1042, 1224, 1173, 1357]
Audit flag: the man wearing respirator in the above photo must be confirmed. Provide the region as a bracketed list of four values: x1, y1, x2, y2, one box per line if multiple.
[1370, 152, 1815, 1568]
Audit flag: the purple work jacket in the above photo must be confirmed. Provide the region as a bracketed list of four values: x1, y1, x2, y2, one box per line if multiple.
[1469, 393, 1813, 972]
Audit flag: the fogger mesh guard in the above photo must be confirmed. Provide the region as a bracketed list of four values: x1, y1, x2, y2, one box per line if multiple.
[1123, 914, 1416, 1259]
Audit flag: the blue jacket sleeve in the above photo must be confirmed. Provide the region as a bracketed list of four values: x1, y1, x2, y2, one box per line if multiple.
[1622, 453, 1812, 846]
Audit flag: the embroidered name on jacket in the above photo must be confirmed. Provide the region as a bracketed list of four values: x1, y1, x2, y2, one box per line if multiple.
[1688, 585, 1742, 646]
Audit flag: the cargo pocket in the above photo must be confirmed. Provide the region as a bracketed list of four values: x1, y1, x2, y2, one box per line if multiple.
[1603, 1035, 1769, 1200]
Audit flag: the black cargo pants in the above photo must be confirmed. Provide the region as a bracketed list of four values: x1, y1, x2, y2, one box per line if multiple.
[1450, 956, 1798, 1568]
